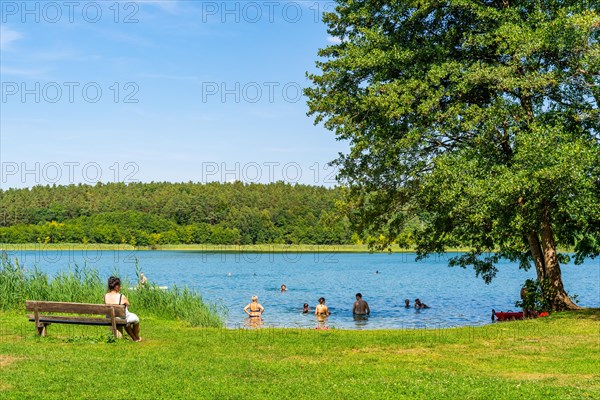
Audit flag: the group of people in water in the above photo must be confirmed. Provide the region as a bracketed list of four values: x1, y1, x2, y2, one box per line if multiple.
[103, 274, 432, 340]
[243, 286, 430, 328]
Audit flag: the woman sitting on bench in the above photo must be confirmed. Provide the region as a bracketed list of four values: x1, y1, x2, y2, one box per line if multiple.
[105, 276, 142, 342]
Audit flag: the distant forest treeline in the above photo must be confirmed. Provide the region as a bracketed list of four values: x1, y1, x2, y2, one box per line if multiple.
[0, 182, 354, 246]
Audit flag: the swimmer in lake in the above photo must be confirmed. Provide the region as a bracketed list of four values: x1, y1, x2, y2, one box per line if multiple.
[315, 297, 330, 328]
[404, 299, 410, 308]
[281, 284, 287, 292]
[244, 295, 265, 318]
[352, 293, 370, 316]
[302, 303, 309, 314]
[414, 298, 429, 309]
[315, 297, 330, 318]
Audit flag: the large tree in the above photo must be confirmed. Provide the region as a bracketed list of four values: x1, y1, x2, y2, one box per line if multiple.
[306, 0, 599, 310]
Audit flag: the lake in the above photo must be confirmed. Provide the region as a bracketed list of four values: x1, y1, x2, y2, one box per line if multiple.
[6, 249, 599, 329]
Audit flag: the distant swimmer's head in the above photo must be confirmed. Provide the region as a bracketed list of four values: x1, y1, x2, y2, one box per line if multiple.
[404, 299, 410, 306]
[281, 284, 287, 291]
[319, 297, 326, 304]
[252, 295, 258, 302]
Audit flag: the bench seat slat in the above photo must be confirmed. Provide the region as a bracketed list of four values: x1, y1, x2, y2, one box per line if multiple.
[27, 315, 128, 326]
[26, 301, 125, 317]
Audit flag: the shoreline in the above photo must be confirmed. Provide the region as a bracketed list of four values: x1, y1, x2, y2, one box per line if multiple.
[0, 243, 476, 253]
[0, 243, 575, 254]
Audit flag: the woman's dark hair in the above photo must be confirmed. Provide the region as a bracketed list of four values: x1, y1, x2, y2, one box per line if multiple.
[319, 297, 325, 304]
[108, 276, 121, 291]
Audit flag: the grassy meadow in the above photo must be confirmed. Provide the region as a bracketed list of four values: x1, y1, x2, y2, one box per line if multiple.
[0, 310, 598, 399]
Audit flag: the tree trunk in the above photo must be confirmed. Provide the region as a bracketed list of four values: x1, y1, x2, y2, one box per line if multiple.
[527, 231, 546, 281]
[540, 221, 580, 311]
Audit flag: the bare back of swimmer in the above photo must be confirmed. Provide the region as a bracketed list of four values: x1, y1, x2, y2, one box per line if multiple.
[315, 297, 329, 316]
[244, 295, 264, 318]
[352, 293, 370, 315]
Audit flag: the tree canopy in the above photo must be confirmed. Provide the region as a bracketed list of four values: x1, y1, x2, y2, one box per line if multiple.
[0, 182, 351, 246]
[306, 0, 600, 310]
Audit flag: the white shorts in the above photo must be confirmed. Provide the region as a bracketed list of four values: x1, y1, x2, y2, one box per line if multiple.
[125, 310, 140, 325]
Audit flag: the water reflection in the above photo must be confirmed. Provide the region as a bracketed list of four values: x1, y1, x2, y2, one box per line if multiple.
[243, 317, 264, 329]
[316, 314, 329, 330]
[353, 314, 369, 328]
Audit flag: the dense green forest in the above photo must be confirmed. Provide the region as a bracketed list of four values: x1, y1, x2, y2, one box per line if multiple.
[0, 182, 354, 246]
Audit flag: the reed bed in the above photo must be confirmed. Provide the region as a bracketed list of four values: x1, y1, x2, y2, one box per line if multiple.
[0, 253, 222, 327]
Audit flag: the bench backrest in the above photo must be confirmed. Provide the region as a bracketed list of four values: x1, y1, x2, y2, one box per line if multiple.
[26, 301, 126, 318]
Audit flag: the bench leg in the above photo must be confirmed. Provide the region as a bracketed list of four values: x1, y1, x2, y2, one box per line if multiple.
[110, 325, 124, 339]
[37, 323, 47, 337]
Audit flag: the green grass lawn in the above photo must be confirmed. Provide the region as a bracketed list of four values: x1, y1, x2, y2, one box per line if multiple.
[0, 310, 598, 399]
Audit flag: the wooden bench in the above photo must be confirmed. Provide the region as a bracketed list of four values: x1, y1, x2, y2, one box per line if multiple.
[26, 300, 127, 337]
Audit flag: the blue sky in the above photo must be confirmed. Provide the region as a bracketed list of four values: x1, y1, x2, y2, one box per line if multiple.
[0, 0, 346, 188]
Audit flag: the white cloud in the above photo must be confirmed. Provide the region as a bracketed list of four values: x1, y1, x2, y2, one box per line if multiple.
[0, 26, 23, 50]
[327, 36, 342, 44]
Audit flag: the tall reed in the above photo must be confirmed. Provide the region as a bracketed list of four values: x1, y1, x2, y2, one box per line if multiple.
[0, 253, 222, 327]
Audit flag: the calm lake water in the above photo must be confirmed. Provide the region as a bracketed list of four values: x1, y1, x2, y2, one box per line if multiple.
[6, 250, 599, 329]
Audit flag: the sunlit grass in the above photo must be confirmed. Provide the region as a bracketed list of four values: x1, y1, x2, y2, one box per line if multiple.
[0, 310, 597, 399]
